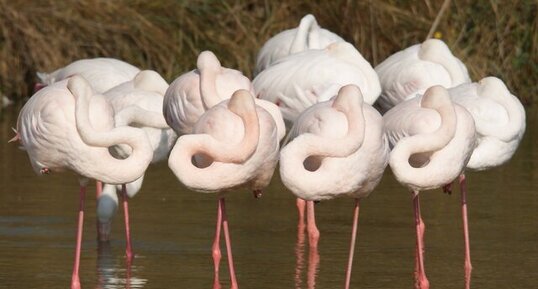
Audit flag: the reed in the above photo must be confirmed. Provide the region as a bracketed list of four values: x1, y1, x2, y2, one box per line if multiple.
[0, 0, 535, 105]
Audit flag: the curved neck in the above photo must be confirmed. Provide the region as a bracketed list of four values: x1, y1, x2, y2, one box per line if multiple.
[474, 78, 526, 142]
[68, 76, 153, 184]
[389, 94, 458, 189]
[167, 91, 260, 192]
[198, 52, 223, 109]
[290, 14, 320, 53]
[418, 39, 467, 85]
[115, 105, 170, 129]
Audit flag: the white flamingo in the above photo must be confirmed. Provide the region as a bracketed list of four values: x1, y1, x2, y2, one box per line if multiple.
[254, 14, 343, 75]
[383, 85, 476, 289]
[15, 75, 153, 289]
[279, 85, 389, 289]
[253, 41, 381, 126]
[168, 90, 280, 289]
[164, 50, 285, 140]
[375, 39, 471, 113]
[36, 57, 140, 93]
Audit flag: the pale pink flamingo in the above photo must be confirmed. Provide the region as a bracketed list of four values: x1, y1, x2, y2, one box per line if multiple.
[14, 75, 153, 289]
[383, 86, 476, 289]
[253, 41, 381, 126]
[96, 70, 177, 245]
[279, 85, 389, 289]
[36, 57, 140, 93]
[167, 90, 280, 289]
[445, 76, 526, 288]
[164, 51, 285, 142]
[254, 14, 344, 75]
[375, 39, 471, 113]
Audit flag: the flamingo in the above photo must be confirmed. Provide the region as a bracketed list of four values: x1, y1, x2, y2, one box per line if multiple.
[96, 70, 177, 249]
[163, 50, 285, 141]
[167, 89, 279, 289]
[279, 85, 389, 289]
[36, 57, 140, 93]
[254, 14, 344, 75]
[383, 85, 476, 289]
[374, 39, 471, 113]
[444, 76, 526, 288]
[253, 41, 381, 126]
[14, 75, 153, 289]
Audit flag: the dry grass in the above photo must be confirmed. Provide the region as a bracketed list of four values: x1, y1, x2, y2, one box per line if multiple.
[0, 0, 536, 105]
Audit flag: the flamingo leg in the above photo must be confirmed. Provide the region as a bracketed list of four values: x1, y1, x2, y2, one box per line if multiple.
[71, 185, 86, 289]
[95, 181, 104, 240]
[344, 199, 360, 289]
[459, 174, 472, 289]
[307, 239, 320, 289]
[306, 201, 320, 248]
[121, 184, 133, 263]
[212, 199, 223, 289]
[413, 192, 429, 289]
[294, 208, 306, 289]
[296, 198, 306, 224]
[220, 198, 238, 289]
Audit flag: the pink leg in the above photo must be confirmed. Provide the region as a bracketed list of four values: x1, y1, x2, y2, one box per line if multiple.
[221, 198, 238, 289]
[306, 201, 320, 248]
[459, 174, 472, 289]
[121, 184, 133, 263]
[307, 241, 320, 289]
[344, 199, 360, 289]
[294, 209, 306, 289]
[71, 185, 86, 289]
[212, 199, 223, 289]
[95, 181, 104, 241]
[296, 198, 306, 224]
[413, 193, 429, 289]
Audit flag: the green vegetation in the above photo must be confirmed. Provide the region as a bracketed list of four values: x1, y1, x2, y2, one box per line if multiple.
[0, 0, 536, 104]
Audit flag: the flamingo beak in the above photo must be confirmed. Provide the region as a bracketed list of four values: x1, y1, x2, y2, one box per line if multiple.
[33, 82, 46, 92]
[253, 190, 263, 199]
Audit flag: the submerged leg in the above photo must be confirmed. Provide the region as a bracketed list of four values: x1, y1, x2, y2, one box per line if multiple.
[413, 192, 429, 289]
[459, 174, 472, 289]
[306, 201, 320, 248]
[344, 199, 360, 289]
[307, 241, 320, 289]
[212, 199, 223, 289]
[71, 185, 86, 289]
[121, 184, 133, 262]
[221, 198, 238, 289]
[294, 207, 306, 289]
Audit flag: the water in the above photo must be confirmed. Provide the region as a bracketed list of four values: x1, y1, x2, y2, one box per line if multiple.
[1, 106, 537, 289]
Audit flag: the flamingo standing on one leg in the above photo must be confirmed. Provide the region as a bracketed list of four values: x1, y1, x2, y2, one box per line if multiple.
[279, 85, 389, 288]
[14, 75, 153, 289]
[167, 90, 280, 289]
[446, 76, 526, 289]
[383, 86, 476, 289]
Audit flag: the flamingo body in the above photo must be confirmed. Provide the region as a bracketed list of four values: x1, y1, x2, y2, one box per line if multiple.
[255, 14, 343, 74]
[375, 39, 471, 113]
[448, 77, 525, 170]
[254, 42, 381, 125]
[37, 58, 140, 94]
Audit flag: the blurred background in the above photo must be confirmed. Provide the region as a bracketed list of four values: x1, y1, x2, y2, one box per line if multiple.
[0, 0, 536, 105]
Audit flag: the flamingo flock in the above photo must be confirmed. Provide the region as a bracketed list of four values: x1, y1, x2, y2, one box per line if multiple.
[12, 14, 526, 289]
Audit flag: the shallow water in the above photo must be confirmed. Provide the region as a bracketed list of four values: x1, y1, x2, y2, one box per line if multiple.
[0, 106, 537, 289]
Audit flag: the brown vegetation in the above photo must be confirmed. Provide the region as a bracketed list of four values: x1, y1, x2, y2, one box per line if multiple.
[0, 0, 536, 104]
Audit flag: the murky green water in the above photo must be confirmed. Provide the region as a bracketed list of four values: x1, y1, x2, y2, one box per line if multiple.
[1, 106, 537, 289]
